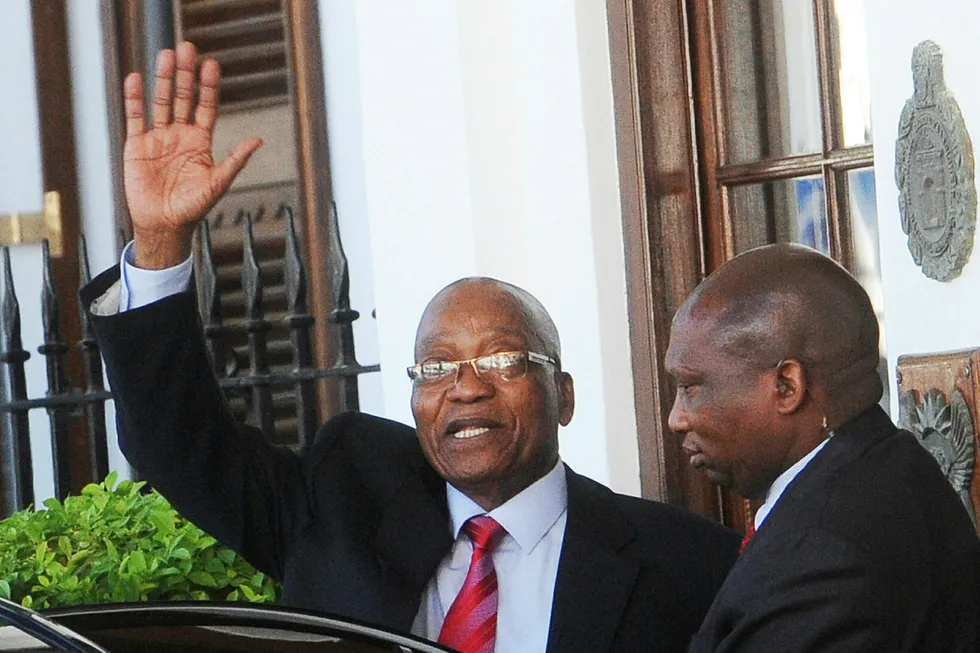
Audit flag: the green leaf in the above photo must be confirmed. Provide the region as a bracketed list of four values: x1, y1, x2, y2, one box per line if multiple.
[0, 580, 10, 600]
[45, 561, 65, 578]
[93, 493, 109, 513]
[205, 557, 225, 575]
[188, 571, 217, 588]
[128, 550, 147, 574]
[147, 509, 174, 536]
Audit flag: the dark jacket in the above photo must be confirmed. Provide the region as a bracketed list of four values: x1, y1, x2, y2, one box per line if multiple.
[84, 267, 739, 653]
[690, 405, 980, 652]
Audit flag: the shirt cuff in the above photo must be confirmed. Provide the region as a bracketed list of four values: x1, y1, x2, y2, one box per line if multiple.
[119, 240, 193, 312]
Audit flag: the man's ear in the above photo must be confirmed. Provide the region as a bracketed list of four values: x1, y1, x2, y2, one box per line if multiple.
[774, 359, 807, 415]
[558, 372, 575, 426]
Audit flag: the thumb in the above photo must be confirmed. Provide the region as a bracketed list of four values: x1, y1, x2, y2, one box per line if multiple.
[211, 137, 264, 195]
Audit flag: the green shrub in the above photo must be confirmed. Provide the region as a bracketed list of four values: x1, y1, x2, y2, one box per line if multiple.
[0, 472, 280, 609]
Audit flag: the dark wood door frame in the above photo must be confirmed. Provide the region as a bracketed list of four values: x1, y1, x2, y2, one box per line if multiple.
[32, 0, 89, 492]
[605, 0, 728, 522]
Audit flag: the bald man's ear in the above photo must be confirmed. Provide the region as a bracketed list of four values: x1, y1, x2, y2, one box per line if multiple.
[774, 359, 807, 415]
[558, 372, 575, 426]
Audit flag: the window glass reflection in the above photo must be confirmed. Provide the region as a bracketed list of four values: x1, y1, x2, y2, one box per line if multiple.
[835, 0, 873, 146]
[719, 0, 823, 163]
[729, 176, 829, 255]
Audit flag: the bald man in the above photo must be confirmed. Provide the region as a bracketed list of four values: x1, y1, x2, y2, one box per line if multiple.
[666, 244, 980, 652]
[82, 42, 739, 653]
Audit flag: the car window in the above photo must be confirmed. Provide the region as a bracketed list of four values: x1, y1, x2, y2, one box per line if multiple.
[0, 600, 108, 653]
[0, 625, 51, 652]
[77, 624, 394, 652]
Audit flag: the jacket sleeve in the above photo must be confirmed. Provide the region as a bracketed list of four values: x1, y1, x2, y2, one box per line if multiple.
[84, 265, 312, 580]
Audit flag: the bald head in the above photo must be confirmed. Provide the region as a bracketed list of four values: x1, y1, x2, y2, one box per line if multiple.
[415, 277, 562, 365]
[678, 244, 882, 421]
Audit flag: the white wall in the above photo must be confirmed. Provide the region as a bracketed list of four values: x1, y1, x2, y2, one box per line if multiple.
[0, 0, 51, 503]
[318, 0, 640, 494]
[67, 0, 125, 481]
[0, 0, 123, 503]
[865, 0, 980, 414]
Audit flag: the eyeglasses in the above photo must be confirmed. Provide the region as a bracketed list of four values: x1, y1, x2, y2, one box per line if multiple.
[407, 350, 559, 386]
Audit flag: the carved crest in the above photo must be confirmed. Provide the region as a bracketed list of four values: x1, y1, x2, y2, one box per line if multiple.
[899, 387, 977, 527]
[895, 40, 976, 281]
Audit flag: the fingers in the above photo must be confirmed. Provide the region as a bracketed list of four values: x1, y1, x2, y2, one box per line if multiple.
[123, 72, 145, 138]
[151, 49, 176, 128]
[194, 58, 221, 133]
[172, 42, 197, 124]
[211, 138, 264, 195]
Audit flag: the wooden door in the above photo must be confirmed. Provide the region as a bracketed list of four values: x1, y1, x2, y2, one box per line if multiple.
[609, 0, 886, 532]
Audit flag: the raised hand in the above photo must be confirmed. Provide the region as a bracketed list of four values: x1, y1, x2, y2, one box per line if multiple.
[123, 41, 262, 269]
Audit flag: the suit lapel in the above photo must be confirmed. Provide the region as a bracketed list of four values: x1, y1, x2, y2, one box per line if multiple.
[745, 405, 897, 556]
[547, 467, 639, 653]
[372, 459, 453, 627]
[781, 405, 896, 505]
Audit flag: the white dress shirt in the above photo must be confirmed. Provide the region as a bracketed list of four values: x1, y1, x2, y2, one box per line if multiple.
[413, 460, 568, 653]
[116, 241, 194, 311]
[112, 244, 571, 652]
[754, 436, 831, 530]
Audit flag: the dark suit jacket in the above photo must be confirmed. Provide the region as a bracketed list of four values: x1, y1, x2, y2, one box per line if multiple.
[690, 405, 980, 652]
[83, 267, 739, 653]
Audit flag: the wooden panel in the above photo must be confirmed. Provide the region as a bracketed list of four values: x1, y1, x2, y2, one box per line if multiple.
[897, 349, 980, 535]
[607, 0, 726, 518]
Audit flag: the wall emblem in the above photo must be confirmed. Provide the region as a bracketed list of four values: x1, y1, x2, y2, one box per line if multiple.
[900, 387, 976, 527]
[895, 40, 976, 282]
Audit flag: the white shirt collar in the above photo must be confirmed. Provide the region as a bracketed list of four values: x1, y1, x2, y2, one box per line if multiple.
[446, 460, 567, 554]
[755, 437, 831, 529]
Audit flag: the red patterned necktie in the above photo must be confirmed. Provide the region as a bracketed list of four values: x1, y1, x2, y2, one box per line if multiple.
[739, 516, 756, 555]
[438, 515, 507, 653]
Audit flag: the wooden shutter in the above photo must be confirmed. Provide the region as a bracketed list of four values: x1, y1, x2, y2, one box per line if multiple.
[176, 0, 302, 445]
[200, 182, 302, 446]
[176, 0, 289, 110]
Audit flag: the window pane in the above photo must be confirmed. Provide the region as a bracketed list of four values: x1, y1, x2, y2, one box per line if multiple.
[834, 0, 873, 146]
[719, 0, 823, 163]
[728, 176, 829, 255]
[845, 168, 888, 408]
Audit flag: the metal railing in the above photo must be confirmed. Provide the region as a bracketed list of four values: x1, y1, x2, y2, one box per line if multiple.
[0, 206, 377, 519]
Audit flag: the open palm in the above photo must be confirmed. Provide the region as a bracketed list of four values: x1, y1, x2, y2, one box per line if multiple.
[124, 42, 261, 268]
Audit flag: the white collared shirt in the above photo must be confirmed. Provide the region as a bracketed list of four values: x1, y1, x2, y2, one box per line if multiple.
[412, 460, 568, 653]
[755, 437, 831, 530]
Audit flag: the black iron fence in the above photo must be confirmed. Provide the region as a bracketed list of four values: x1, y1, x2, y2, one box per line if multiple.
[0, 206, 378, 519]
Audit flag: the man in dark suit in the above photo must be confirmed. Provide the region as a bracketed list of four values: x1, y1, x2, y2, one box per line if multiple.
[83, 41, 739, 653]
[665, 244, 980, 652]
